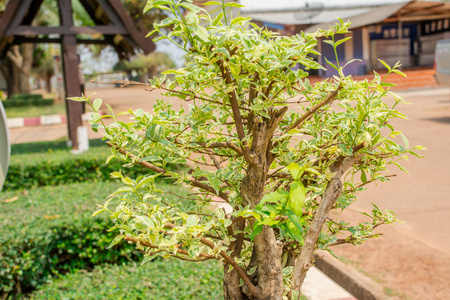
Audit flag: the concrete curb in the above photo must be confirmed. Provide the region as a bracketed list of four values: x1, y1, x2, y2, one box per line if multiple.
[7, 112, 98, 129]
[314, 251, 387, 300]
[302, 266, 357, 300]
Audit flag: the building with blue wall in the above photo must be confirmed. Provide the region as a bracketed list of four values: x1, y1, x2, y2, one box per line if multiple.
[242, 1, 450, 77]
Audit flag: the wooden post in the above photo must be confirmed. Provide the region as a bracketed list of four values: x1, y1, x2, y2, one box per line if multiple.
[362, 26, 371, 70]
[61, 35, 83, 149]
[398, 11, 403, 67]
[58, 0, 83, 149]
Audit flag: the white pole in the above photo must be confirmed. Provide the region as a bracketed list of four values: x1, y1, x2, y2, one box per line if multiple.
[0, 100, 10, 191]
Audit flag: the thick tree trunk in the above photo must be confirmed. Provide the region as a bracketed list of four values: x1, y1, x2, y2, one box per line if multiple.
[10, 63, 20, 96]
[252, 227, 283, 299]
[233, 107, 288, 299]
[242, 162, 283, 299]
[147, 66, 156, 80]
[45, 74, 52, 93]
[223, 266, 249, 300]
[6, 44, 33, 96]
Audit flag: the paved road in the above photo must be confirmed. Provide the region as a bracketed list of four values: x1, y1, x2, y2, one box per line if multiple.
[354, 87, 450, 252]
[8, 85, 450, 299]
[334, 87, 450, 299]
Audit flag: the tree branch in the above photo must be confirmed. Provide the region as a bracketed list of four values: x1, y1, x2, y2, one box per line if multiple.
[290, 152, 365, 293]
[284, 85, 341, 134]
[248, 72, 260, 105]
[217, 60, 252, 163]
[328, 233, 383, 247]
[114, 80, 249, 112]
[155, 85, 251, 110]
[195, 141, 243, 156]
[164, 223, 262, 298]
[107, 142, 230, 202]
[125, 220, 260, 297]
[6, 45, 23, 68]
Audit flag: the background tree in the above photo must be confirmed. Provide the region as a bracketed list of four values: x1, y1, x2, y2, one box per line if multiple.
[0, 44, 34, 96]
[33, 45, 55, 93]
[113, 52, 176, 82]
[74, 1, 423, 299]
[0, 0, 62, 97]
[0, 0, 168, 98]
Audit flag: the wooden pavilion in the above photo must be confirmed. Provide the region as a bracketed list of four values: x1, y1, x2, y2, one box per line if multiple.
[0, 0, 155, 149]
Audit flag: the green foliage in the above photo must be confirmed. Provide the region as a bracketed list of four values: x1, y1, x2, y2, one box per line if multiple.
[4, 144, 177, 191]
[113, 52, 176, 77]
[3, 94, 54, 108]
[74, 1, 424, 297]
[0, 181, 138, 296]
[34, 46, 55, 78]
[10, 139, 105, 155]
[28, 260, 223, 299]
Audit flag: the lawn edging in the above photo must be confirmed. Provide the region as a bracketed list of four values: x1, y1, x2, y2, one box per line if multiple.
[315, 251, 386, 300]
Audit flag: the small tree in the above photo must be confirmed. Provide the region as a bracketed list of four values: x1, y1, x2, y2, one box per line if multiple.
[34, 46, 55, 93]
[72, 1, 423, 299]
[114, 52, 176, 82]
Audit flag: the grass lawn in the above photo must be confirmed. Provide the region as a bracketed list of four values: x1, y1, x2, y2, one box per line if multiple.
[4, 101, 95, 118]
[1, 178, 208, 298]
[1, 139, 224, 299]
[10, 138, 106, 155]
[4, 103, 67, 118]
[28, 260, 223, 300]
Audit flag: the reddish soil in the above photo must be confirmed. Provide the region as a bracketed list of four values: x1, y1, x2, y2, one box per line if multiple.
[329, 87, 450, 300]
[332, 209, 450, 300]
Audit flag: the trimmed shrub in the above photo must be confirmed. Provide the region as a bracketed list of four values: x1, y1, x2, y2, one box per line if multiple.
[0, 179, 189, 297]
[3, 94, 54, 108]
[4, 147, 151, 191]
[28, 260, 223, 299]
[5, 140, 180, 191]
[0, 181, 138, 296]
[10, 139, 106, 155]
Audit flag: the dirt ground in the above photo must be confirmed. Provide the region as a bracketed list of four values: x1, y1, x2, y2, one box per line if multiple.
[9, 85, 450, 299]
[331, 88, 450, 300]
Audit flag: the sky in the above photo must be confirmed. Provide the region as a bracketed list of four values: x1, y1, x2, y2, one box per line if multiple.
[240, 0, 409, 11]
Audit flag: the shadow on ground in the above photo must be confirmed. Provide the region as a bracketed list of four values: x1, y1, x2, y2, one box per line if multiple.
[423, 116, 450, 124]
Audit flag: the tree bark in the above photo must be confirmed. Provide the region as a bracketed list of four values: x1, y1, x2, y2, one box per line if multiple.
[5, 44, 34, 96]
[236, 108, 288, 299]
[290, 153, 365, 296]
[223, 265, 249, 300]
[252, 226, 283, 300]
[45, 73, 52, 93]
[290, 178, 342, 294]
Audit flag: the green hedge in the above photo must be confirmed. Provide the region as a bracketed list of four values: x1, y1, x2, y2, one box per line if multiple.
[4, 147, 152, 191]
[28, 260, 223, 300]
[0, 181, 140, 297]
[3, 94, 54, 108]
[6, 140, 180, 191]
[0, 178, 189, 298]
[10, 139, 106, 155]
